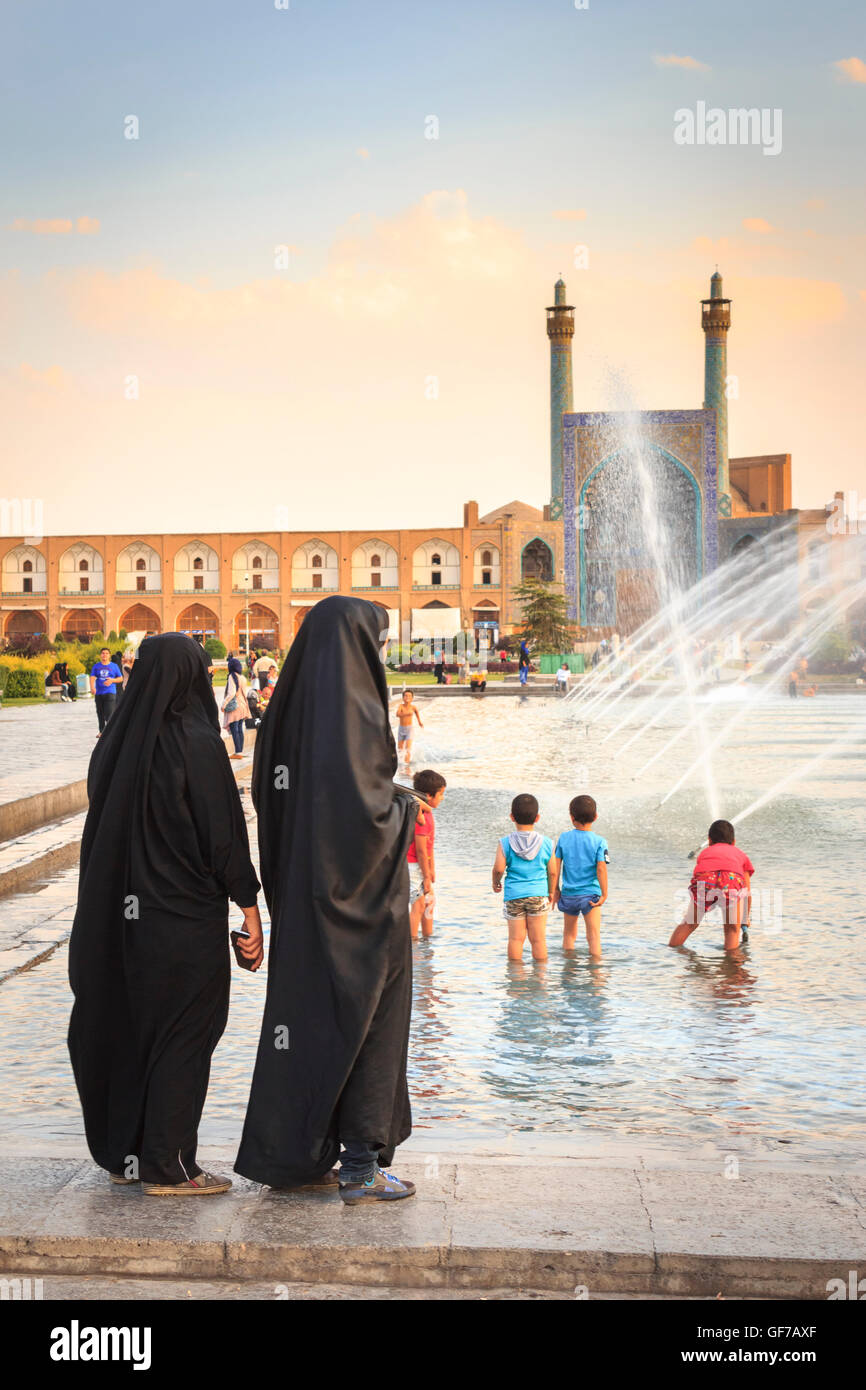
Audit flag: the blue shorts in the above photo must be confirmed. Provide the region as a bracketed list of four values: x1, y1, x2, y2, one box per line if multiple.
[558, 894, 601, 917]
[398, 725, 411, 742]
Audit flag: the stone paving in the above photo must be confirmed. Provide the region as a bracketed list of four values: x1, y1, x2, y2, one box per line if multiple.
[1, 1153, 863, 1297]
[0, 863, 80, 983]
[0, 701, 96, 804]
[0, 690, 234, 805]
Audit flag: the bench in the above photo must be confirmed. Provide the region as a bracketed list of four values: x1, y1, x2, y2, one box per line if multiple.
[44, 686, 65, 700]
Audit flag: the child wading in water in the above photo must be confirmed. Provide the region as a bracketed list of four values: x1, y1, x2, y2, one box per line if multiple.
[492, 794, 556, 961]
[670, 819, 754, 951]
[408, 769, 446, 939]
[395, 689, 423, 769]
[550, 794, 609, 959]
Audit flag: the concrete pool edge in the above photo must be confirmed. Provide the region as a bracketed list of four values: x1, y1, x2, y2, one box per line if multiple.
[1, 1152, 863, 1298]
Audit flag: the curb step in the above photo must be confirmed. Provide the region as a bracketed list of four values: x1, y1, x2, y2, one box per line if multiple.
[0, 1231, 843, 1298]
[0, 814, 86, 899]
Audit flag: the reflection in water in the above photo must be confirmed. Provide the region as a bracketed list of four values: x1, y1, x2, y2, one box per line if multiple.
[409, 938, 453, 1124]
[0, 696, 864, 1160]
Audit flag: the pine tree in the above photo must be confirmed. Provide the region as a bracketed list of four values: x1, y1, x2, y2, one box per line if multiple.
[513, 578, 575, 652]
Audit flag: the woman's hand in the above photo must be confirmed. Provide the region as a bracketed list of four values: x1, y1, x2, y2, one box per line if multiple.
[238, 904, 264, 971]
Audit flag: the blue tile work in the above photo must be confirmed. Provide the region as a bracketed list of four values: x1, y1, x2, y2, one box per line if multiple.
[561, 408, 720, 625]
[550, 348, 573, 520]
[563, 421, 578, 622]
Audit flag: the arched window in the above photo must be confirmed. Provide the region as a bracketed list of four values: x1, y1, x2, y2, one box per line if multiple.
[79, 559, 89, 572]
[482, 550, 492, 566]
[312, 554, 322, 568]
[371, 554, 381, 568]
[136, 558, 146, 571]
[23, 560, 32, 572]
[252, 555, 262, 569]
[521, 539, 553, 582]
[431, 554, 441, 567]
[193, 556, 203, 571]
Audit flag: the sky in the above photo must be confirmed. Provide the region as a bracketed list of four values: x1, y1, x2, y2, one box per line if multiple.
[1, 0, 864, 536]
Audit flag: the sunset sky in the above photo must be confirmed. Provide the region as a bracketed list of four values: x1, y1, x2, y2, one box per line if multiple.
[2, 0, 864, 536]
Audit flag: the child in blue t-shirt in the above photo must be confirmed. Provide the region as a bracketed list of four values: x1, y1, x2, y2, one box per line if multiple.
[550, 793, 609, 958]
[492, 792, 556, 962]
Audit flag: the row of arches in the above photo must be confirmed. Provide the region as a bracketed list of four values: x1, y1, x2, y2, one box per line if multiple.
[1, 539, 512, 595]
[4, 595, 504, 649]
[3, 603, 283, 648]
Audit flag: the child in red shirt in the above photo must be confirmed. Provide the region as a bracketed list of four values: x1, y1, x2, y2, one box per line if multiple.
[669, 819, 754, 951]
[408, 768, 446, 939]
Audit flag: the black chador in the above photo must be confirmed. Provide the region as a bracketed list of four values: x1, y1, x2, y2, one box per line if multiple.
[235, 596, 417, 1186]
[68, 634, 259, 1185]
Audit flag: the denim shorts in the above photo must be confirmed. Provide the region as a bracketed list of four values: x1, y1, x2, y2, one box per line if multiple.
[558, 894, 601, 917]
[398, 725, 411, 742]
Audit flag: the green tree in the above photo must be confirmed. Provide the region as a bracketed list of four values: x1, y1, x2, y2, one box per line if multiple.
[513, 578, 575, 652]
[204, 637, 227, 659]
[813, 629, 851, 665]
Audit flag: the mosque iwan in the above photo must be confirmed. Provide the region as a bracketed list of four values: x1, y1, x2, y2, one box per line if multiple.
[2, 273, 861, 654]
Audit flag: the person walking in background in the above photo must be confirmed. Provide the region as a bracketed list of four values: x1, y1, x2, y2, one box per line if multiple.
[555, 662, 570, 695]
[68, 633, 263, 1197]
[236, 595, 419, 1204]
[89, 647, 123, 735]
[222, 655, 250, 759]
[254, 650, 274, 690]
[518, 639, 531, 686]
[395, 688, 423, 769]
[433, 650, 446, 684]
[112, 650, 125, 703]
[120, 648, 135, 697]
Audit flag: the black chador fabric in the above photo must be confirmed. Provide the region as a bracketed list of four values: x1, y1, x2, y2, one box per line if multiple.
[68, 633, 259, 1184]
[235, 596, 417, 1186]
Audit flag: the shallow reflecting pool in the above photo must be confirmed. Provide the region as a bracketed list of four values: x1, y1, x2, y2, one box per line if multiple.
[1, 692, 864, 1162]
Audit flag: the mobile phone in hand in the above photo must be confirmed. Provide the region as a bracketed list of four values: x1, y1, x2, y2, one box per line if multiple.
[230, 929, 256, 971]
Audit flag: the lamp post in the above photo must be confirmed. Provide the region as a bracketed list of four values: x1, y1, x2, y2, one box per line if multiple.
[244, 573, 250, 656]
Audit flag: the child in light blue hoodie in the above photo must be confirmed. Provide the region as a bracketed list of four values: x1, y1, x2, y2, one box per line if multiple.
[492, 792, 556, 961]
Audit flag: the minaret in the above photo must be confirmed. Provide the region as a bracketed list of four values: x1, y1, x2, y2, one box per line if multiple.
[701, 269, 732, 516]
[546, 276, 574, 520]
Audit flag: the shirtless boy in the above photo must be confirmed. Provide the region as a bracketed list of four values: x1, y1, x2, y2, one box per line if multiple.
[395, 688, 423, 768]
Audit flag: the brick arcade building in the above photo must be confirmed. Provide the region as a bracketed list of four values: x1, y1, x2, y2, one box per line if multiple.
[0, 501, 562, 653]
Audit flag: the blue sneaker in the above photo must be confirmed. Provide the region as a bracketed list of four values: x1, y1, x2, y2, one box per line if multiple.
[339, 1167, 416, 1204]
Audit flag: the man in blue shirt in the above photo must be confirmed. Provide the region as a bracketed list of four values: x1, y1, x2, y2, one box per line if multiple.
[550, 793, 609, 958]
[89, 647, 123, 735]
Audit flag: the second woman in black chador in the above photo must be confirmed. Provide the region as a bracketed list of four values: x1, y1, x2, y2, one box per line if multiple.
[235, 596, 419, 1202]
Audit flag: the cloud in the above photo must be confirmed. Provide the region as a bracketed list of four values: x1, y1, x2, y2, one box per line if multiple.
[17, 363, 68, 390]
[9, 217, 99, 235]
[834, 57, 866, 84]
[742, 218, 776, 233]
[805, 198, 825, 211]
[653, 54, 710, 72]
[1, 192, 860, 533]
[553, 209, 587, 221]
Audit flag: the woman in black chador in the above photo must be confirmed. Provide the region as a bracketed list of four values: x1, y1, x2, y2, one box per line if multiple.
[235, 595, 419, 1203]
[68, 633, 263, 1196]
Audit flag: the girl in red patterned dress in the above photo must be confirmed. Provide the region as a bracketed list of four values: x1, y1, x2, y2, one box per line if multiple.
[669, 820, 754, 951]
